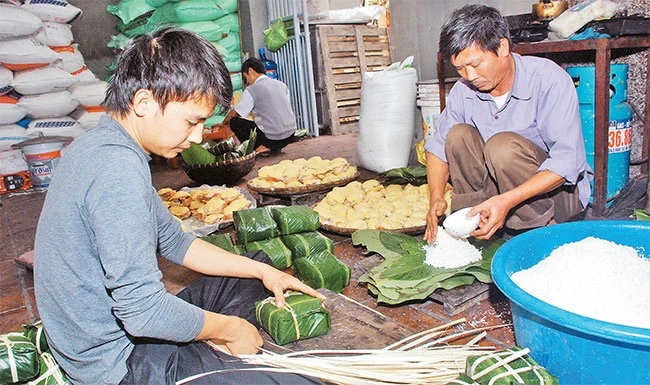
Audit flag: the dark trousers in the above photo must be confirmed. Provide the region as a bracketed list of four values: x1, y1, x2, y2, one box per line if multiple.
[230, 117, 295, 152]
[445, 124, 583, 230]
[119, 251, 324, 385]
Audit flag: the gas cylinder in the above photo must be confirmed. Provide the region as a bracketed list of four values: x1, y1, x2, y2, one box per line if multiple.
[566, 64, 633, 201]
[258, 47, 278, 80]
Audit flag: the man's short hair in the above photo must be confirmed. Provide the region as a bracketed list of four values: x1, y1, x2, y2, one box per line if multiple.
[242, 58, 267, 76]
[439, 4, 511, 62]
[104, 27, 232, 117]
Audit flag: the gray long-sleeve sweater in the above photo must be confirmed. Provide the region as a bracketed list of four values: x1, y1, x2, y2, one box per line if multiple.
[34, 116, 204, 385]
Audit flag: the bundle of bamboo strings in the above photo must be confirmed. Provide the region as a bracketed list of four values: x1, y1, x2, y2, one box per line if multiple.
[231, 318, 505, 385]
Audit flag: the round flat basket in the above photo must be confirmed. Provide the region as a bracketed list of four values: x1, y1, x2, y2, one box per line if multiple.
[320, 222, 426, 236]
[182, 152, 256, 186]
[247, 171, 360, 196]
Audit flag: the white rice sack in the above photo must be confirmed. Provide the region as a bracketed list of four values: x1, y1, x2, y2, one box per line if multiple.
[70, 107, 107, 129]
[0, 65, 13, 96]
[356, 57, 417, 173]
[19, 90, 79, 119]
[0, 96, 29, 125]
[0, 124, 30, 152]
[0, 38, 60, 72]
[22, 0, 82, 23]
[70, 66, 97, 83]
[52, 44, 85, 74]
[69, 80, 107, 107]
[12, 66, 79, 95]
[34, 21, 74, 47]
[26, 116, 85, 138]
[0, 3, 44, 40]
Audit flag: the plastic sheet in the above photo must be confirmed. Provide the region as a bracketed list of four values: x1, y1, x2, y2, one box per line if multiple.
[281, 231, 334, 260]
[270, 205, 320, 235]
[255, 293, 330, 345]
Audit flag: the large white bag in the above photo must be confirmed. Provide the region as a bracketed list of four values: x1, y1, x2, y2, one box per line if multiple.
[356, 57, 417, 173]
[19, 90, 79, 119]
[12, 66, 78, 95]
[0, 3, 43, 40]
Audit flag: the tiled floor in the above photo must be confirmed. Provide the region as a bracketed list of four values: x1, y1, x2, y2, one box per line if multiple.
[8, 132, 645, 352]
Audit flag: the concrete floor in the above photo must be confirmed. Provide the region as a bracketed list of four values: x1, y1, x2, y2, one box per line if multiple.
[2, 132, 521, 351]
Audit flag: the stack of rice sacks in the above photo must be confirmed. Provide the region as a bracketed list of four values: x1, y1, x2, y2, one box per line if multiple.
[106, 0, 243, 128]
[0, 0, 109, 151]
[206, 205, 351, 293]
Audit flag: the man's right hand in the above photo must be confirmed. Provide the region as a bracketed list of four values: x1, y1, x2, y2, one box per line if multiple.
[198, 313, 263, 356]
[423, 198, 448, 244]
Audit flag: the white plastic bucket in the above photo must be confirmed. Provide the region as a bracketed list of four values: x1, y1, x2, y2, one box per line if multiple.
[21, 141, 64, 188]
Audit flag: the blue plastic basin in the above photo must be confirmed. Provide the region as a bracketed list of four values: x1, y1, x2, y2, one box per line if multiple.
[492, 220, 650, 385]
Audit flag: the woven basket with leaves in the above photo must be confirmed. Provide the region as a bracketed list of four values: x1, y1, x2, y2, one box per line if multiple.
[182, 152, 256, 186]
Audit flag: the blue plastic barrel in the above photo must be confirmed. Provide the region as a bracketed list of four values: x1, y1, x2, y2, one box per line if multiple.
[566, 64, 633, 201]
[258, 48, 278, 80]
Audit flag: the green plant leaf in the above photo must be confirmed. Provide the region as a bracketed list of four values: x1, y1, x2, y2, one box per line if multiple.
[352, 229, 504, 305]
[180, 143, 217, 165]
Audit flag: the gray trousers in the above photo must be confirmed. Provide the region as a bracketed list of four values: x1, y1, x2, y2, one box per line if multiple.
[445, 124, 582, 230]
[119, 250, 324, 385]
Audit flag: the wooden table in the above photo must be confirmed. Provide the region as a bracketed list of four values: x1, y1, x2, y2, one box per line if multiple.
[437, 36, 650, 217]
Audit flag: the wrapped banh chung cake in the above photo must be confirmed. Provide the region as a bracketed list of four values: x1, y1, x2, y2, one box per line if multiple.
[256, 292, 331, 345]
[281, 231, 334, 259]
[293, 249, 350, 293]
[448, 347, 558, 385]
[202, 233, 244, 255]
[0, 332, 40, 384]
[234, 207, 279, 245]
[270, 205, 320, 235]
[244, 237, 292, 270]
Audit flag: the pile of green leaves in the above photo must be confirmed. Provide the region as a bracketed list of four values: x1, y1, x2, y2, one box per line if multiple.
[181, 129, 257, 166]
[378, 165, 427, 186]
[633, 208, 650, 221]
[351, 230, 504, 305]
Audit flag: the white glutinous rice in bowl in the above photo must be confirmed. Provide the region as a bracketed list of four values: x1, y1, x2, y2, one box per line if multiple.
[424, 226, 482, 268]
[511, 236, 650, 329]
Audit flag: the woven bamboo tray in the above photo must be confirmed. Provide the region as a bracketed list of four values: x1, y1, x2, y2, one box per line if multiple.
[319, 222, 426, 236]
[182, 152, 256, 186]
[247, 172, 360, 196]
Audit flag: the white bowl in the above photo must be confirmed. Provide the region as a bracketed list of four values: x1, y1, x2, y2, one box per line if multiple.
[443, 207, 480, 238]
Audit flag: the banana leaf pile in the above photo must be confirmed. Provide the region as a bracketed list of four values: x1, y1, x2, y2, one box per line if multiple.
[378, 165, 428, 186]
[351, 230, 504, 305]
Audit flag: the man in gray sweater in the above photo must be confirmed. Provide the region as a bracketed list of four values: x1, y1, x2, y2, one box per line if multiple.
[34, 28, 324, 385]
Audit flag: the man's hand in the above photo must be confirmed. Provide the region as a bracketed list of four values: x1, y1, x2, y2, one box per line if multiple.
[469, 195, 510, 239]
[424, 197, 448, 244]
[260, 265, 326, 308]
[198, 312, 263, 356]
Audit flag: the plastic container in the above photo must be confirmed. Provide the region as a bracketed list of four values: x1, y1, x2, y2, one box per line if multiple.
[12, 136, 68, 188]
[492, 220, 650, 385]
[258, 47, 278, 80]
[567, 64, 633, 201]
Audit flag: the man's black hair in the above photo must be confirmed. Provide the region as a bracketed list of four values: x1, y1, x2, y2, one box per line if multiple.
[439, 4, 511, 62]
[242, 57, 267, 76]
[104, 27, 232, 117]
